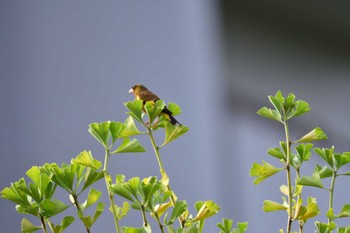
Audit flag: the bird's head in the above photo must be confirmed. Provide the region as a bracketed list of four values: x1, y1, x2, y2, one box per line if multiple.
[129, 84, 147, 95]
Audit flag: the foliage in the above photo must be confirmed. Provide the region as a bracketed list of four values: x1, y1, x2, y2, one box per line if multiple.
[1, 99, 246, 233]
[251, 91, 350, 232]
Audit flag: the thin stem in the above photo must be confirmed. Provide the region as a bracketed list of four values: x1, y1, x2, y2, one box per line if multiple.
[154, 212, 165, 233]
[72, 194, 91, 233]
[283, 118, 293, 233]
[147, 127, 165, 171]
[328, 171, 337, 225]
[147, 128, 174, 201]
[296, 168, 303, 233]
[147, 127, 184, 228]
[103, 149, 121, 233]
[140, 205, 149, 227]
[40, 216, 48, 233]
[299, 221, 303, 233]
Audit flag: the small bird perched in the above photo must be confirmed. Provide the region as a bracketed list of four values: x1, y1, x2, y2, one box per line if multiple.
[128, 84, 181, 126]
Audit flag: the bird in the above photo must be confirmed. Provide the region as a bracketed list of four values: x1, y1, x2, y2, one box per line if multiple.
[128, 84, 181, 126]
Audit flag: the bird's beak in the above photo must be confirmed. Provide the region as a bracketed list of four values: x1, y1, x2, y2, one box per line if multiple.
[128, 88, 134, 93]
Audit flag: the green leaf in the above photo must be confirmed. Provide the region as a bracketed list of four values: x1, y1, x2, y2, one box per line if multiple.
[122, 224, 152, 233]
[263, 200, 288, 212]
[295, 143, 313, 161]
[59, 216, 75, 232]
[297, 170, 325, 189]
[23, 167, 51, 203]
[250, 161, 283, 184]
[120, 116, 145, 137]
[71, 150, 102, 170]
[16, 203, 40, 216]
[185, 224, 200, 233]
[156, 171, 168, 189]
[141, 176, 161, 204]
[165, 200, 188, 225]
[154, 200, 172, 217]
[291, 143, 313, 168]
[93, 202, 105, 224]
[234, 222, 249, 233]
[47, 216, 75, 233]
[337, 204, 350, 218]
[326, 208, 336, 221]
[111, 137, 145, 154]
[160, 122, 189, 147]
[128, 177, 141, 198]
[314, 147, 335, 168]
[284, 93, 296, 110]
[334, 152, 350, 170]
[268, 147, 286, 160]
[144, 100, 165, 124]
[109, 121, 126, 144]
[81, 168, 104, 192]
[315, 165, 333, 179]
[295, 197, 320, 222]
[81, 188, 102, 210]
[338, 227, 350, 233]
[88, 121, 112, 148]
[217, 218, 233, 233]
[167, 102, 182, 115]
[42, 199, 69, 218]
[193, 200, 221, 221]
[21, 218, 42, 233]
[114, 201, 130, 220]
[110, 177, 141, 202]
[315, 221, 336, 233]
[257, 107, 282, 123]
[77, 211, 93, 229]
[1, 180, 31, 205]
[296, 127, 328, 143]
[166, 226, 176, 233]
[217, 218, 248, 233]
[268, 92, 283, 113]
[259, 91, 310, 121]
[25, 166, 41, 187]
[51, 164, 75, 193]
[125, 100, 144, 124]
[289, 100, 310, 118]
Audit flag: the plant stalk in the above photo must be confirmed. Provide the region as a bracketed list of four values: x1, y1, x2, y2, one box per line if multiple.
[328, 171, 337, 225]
[283, 119, 293, 233]
[72, 194, 91, 233]
[147, 128, 175, 203]
[103, 149, 121, 233]
[154, 212, 165, 233]
[296, 168, 303, 233]
[40, 216, 48, 233]
[147, 127, 184, 228]
[140, 205, 149, 227]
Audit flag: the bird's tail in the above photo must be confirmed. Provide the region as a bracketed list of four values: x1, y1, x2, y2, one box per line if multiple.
[169, 115, 181, 126]
[162, 107, 181, 126]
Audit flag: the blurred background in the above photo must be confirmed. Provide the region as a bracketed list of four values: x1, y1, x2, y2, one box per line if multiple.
[1, 1, 350, 232]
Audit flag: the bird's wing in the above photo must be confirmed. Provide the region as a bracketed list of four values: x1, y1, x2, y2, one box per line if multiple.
[139, 90, 160, 102]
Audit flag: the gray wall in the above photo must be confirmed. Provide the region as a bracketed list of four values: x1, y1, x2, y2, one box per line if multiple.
[0, 1, 224, 232]
[219, 1, 350, 232]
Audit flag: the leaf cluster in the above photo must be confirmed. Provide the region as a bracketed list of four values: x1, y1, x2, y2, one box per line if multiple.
[1, 160, 105, 233]
[252, 91, 350, 232]
[1, 99, 246, 233]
